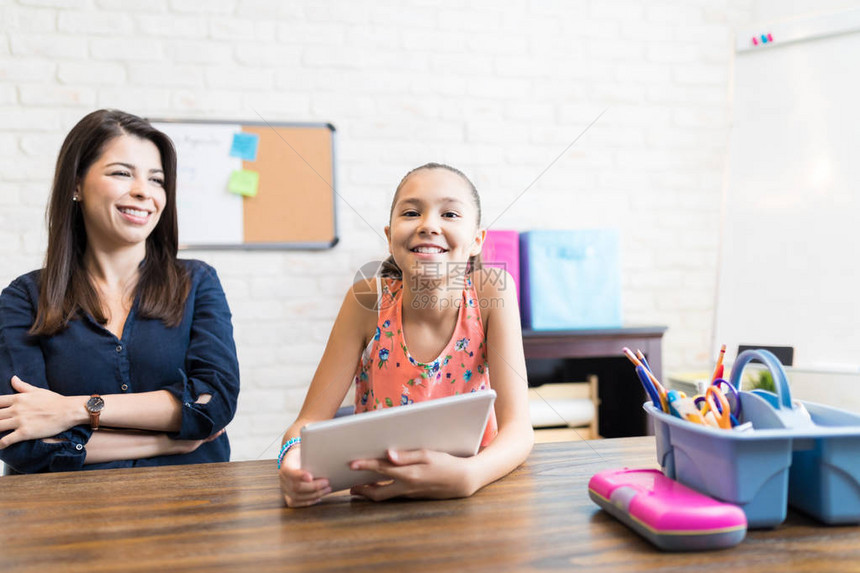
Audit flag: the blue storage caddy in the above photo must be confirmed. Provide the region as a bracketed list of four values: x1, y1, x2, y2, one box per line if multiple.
[648, 349, 860, 528]
[519, 229, 622, 330]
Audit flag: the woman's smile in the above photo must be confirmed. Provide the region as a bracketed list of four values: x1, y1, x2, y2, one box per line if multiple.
[117, 206, 153, 225]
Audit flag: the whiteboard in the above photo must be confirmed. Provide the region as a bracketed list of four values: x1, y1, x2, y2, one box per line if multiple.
[714, 12, 860, 372]
[157, 122, 244, 246]
[150, 119, 338, 250]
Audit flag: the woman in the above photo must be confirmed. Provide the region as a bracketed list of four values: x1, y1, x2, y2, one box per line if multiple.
[0, 109, 240, 473]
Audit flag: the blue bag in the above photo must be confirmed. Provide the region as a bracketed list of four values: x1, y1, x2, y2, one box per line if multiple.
[520, 229, 622, 330]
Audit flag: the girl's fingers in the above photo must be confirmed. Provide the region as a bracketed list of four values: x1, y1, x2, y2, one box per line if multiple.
[285, 482, 332, 507]
[386, 448, 429, 465]
[349, 458, 380, 472]
[351, 480, 404, 501]
[350, 449, 429, 473]
[281, 474, 331, 503]
[287, 496, 323, 508]
[280, 465, 331, 507]
[292, 478, 329, 494]
[293, 485, 332, 500]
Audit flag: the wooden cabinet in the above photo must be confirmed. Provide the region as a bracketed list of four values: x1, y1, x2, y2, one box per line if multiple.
[522, 326, 667, 438]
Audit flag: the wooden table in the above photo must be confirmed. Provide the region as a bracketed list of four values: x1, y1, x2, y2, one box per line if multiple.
[1, 438, 857, 572]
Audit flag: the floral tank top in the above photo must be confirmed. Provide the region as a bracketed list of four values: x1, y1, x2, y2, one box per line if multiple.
[353, 276, 498, 447]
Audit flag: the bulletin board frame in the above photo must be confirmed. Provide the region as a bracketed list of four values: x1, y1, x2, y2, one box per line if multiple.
[149, 118, 338, 250]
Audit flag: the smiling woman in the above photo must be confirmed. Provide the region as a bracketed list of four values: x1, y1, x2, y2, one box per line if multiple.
[0, 110, 240, 474]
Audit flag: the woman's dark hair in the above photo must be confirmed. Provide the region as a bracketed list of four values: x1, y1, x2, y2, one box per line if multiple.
[31, 109, 189, 335]
[380, 162, 483, 279]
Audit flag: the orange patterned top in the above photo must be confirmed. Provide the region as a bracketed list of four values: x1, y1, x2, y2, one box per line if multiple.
[353, 276, 498, 447]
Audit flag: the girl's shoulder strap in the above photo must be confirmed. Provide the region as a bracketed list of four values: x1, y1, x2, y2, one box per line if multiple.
[462, 271, 489, 328]
[464, 273, 481, 303]
[377, 276, 402, 313]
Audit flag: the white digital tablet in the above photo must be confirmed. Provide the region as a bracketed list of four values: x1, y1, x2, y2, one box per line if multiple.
[300, 390, 496, 492]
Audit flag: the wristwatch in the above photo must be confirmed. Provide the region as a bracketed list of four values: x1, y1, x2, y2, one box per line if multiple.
[86, 395, 105, 431]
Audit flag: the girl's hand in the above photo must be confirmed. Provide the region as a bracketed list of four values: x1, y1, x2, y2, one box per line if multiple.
[278, 447, 331, 508]
[0, 376, 81, 449]
[348, 449, 476, 501]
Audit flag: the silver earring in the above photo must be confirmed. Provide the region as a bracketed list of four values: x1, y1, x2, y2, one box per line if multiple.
[72, 196, 79, 202]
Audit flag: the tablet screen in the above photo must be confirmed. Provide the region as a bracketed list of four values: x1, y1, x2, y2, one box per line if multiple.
[300, 390, 496, 492]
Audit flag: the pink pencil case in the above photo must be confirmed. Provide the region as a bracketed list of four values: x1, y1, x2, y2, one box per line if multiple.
[588, 468, 747, 551]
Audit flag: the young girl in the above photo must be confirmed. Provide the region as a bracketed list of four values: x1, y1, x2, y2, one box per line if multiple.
[278, 163, 533, 507]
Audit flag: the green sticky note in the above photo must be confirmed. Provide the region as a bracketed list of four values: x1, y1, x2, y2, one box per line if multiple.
[228, 169, 259, 197]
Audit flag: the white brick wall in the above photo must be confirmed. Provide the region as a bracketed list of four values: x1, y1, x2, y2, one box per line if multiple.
[5, 0, 833, 464]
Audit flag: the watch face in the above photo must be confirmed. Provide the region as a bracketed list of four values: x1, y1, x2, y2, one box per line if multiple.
[87, 396, 105, 413]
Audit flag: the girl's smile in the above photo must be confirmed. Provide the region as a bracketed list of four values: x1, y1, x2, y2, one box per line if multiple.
[410, 243, 448, 257]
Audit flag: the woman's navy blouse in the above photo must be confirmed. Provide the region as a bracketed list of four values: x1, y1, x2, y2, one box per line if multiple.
[0, 259, 240, 473]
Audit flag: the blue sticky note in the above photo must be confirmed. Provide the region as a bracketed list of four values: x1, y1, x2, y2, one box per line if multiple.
[229, 132, 259, 162]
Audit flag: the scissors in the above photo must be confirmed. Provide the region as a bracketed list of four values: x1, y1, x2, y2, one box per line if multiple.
[693, 385, 738, 429]
[703, 385, 733, 429]
[711, 378, 742, 420]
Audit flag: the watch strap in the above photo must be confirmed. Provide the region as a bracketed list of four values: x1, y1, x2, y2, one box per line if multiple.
[87, 394, 102, 431]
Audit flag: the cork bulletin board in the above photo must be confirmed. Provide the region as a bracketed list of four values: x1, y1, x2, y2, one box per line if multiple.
[150, 119, 338, 250]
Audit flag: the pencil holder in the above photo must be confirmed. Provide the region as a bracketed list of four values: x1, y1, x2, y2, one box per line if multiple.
[648, 349, 860, 528]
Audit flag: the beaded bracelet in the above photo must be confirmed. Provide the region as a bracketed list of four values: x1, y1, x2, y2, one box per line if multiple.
[277, 437, 301, 469]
